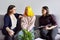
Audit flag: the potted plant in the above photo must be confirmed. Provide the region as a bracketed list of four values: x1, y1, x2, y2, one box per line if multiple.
[18, 29, 33, 40]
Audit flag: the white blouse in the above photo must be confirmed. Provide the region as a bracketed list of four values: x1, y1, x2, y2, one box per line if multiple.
[21, 16, 36, 31]
[10, 14, 17, 29]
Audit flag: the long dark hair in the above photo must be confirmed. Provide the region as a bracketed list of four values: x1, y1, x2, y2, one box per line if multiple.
[6, 5, 15, 15]
[42, 6, 49, 15]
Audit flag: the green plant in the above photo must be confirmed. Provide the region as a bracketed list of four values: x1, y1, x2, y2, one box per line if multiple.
[18, 29, 33, 40]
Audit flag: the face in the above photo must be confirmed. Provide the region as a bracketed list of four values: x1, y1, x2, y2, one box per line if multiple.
[10, 7, 16, 14]
[42, 8, 47, 15]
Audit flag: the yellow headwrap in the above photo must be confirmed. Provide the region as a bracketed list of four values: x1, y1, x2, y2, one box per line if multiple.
[26, 6, 34, 17]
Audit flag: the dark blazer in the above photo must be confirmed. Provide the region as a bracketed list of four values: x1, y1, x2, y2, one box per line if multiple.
[2, 13, 22, 35]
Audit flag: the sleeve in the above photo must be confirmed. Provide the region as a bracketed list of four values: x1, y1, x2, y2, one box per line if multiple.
[15, 13, 22, 19]
[21, 17, 28, 30]
[29, 16, 36, 25]
[3, 15, 10, 29]
[28, 16, 36, 31]
[50, 15, 57, 25]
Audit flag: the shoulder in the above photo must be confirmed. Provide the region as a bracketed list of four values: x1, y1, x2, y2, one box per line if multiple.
[48, 14, 55, 16]
[33, 16, 36, 18]
[21, 16, 26, 20]
[48, 14, 55, 18]
[14, 13, 22, 18]
[32, 16, 36, 19]
[39, 15, 43, 19]
[4, 14, 10, 19]
[33, 16, 36, 20]
[47, 14, 56, 20]
[4, 14, 10, 22]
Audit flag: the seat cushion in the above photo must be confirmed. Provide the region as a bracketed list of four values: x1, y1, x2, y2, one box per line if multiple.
[58, 28, 60, 34]
[0, 15, 4, 30]
[0, 30, 5, 40]
[55, 34, 60, 40]
[35, 15, 41, 27]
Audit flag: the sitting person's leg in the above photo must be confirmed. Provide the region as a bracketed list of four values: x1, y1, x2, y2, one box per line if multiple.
[46, 27, 58, 40]
[51, 27, 58, 40]
[40, 29, 48, 39]
[17, 30, 23, 40]
[4, 35, 14, 40]
[46, 30, 52, 40]
[30, 28, 35, 40]
[17, 29, 35, 40]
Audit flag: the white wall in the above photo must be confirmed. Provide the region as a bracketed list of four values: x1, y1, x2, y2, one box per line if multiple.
[0, 0, 60, 26]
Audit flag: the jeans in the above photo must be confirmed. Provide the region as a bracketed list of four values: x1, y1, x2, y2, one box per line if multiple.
[40, 27, 58, 40]
[17, 28, 34, 40]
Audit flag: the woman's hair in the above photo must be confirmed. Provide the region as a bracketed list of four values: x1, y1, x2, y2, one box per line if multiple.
[6, 5, 15, 15]
[42, 6, 49, 14]
[24, 6, 34, 17]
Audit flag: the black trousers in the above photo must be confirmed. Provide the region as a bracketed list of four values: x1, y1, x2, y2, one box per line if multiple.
[4, 30, 18, 40]
[4, 35, 14, 40]
[2, 26, 21, 40]
[2, 28, 21, 40]
[39, 27, 58, 40]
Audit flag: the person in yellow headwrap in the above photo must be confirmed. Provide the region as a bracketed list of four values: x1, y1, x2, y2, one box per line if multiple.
[23, 6, 36, 31]
[17, 6, 36, 40]
[25, 6, 34, 17]
[23, 6, 34, 17]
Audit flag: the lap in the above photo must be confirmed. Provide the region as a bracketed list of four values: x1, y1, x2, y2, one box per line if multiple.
[4, 35, 14, 40]
[17, 29, 35, 40]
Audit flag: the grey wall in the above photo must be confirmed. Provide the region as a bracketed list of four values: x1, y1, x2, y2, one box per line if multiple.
[0, 0, 60, 26]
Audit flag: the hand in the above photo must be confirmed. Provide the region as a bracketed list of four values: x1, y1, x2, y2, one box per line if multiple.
[8, 30, 15, 37]
[19, 15, 23, 18]
[45, 26, 51, 30]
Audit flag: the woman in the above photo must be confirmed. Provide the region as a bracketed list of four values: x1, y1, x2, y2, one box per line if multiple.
[18, 6, 36, 40]
[39, 6, 57, 40]
[2, 5, 22, 40]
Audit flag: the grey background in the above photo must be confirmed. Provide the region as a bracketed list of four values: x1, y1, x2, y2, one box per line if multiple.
[0, 0, 60, 26]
